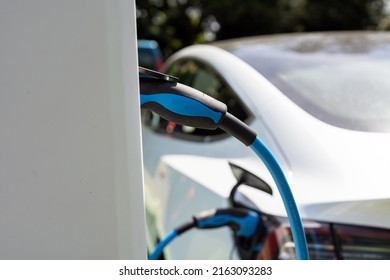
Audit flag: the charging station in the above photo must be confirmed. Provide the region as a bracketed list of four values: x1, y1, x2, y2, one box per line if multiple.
[0, 0, 146, 259]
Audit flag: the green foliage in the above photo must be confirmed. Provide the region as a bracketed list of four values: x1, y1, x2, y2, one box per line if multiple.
[136, 0, 387, 57]
[296, 0, 385, 31]
[136, 0, 204, 56]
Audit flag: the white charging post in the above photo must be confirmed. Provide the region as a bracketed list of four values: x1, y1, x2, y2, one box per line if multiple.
[0, 0, 146, 259]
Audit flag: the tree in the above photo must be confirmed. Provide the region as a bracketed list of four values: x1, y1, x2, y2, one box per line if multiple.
[136, 0, 387, 57]
[296, 0, 385, 31]
[136, 0, 205, 56]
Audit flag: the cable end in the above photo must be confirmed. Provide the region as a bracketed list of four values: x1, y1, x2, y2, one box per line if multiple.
[219, 113, 257, 146]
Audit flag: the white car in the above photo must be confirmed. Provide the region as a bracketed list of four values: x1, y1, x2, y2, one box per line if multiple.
[141, 31, 390, 260]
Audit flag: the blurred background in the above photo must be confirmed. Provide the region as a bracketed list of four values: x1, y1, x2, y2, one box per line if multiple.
[137, 0, 390, 58]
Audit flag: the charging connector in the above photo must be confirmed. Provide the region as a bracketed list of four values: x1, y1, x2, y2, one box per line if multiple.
[148, 208, 261, 260]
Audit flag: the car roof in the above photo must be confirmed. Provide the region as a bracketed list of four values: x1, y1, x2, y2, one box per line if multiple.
[211, 31, 390, 55]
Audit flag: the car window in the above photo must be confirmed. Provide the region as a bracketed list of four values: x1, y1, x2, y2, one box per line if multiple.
[142, 58, 251, 142]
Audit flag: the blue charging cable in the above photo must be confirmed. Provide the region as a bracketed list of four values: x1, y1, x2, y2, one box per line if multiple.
[149, 231, 178, 260]
[250, 137, 308, 260]
[140, 68, 309, 260]
[149, 208, 261, 260]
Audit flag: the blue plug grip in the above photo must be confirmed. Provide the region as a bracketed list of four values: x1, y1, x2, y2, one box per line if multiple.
[195, 209, 260, 238]
[140, 93, 223, 124]
[140, 79, 227, 130]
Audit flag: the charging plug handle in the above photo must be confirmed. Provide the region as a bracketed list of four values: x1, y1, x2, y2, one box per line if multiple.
[194, 208, 260, 238]
[140, 78, 226, 130]
[140, 78, 256, 145]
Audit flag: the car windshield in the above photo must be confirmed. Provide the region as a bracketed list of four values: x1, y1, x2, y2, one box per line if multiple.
[230, 33, 390, 132]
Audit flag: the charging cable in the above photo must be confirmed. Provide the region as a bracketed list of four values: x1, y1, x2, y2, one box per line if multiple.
[148, 208, 261, 260]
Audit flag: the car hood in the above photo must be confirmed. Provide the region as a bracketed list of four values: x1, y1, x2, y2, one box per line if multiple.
[157, 138, 390, 231]
[235, 110, 390, 228]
